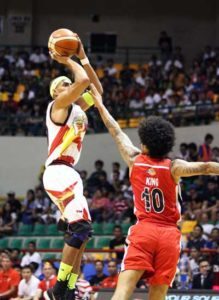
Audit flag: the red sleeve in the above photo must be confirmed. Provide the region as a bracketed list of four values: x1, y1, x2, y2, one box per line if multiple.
[10, 271, 20, 287]
[38, 281, 44, 289]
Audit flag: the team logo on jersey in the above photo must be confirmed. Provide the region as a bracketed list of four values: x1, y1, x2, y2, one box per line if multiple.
[147, 168, 156, 176]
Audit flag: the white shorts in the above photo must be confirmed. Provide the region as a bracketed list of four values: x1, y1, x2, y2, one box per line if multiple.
[43, 164, 91, 223]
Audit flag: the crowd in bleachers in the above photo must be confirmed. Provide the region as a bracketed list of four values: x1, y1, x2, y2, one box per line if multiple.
[0, 133, 219, 297]
[0, 44, 219, 135]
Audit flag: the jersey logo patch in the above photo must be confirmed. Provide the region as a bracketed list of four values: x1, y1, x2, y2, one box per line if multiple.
[147, 168, 156, 176]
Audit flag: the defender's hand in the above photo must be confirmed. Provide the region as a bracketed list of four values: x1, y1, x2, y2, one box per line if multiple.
[49, 50, 71, 65]
[75, 37, 86, 60]
[90, 83, 103, 107]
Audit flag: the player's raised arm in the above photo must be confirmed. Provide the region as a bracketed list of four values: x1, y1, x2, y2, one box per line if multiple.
[90, 84, 140, 167]
[50, 52, 90, 110]
[77, 39, 103, 95]
[171, 159, 219, 182]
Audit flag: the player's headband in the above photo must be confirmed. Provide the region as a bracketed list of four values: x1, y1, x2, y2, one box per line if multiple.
[50, 76, 72, 98]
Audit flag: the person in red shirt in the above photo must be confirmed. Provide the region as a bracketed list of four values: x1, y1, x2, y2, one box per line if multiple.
[91, 84, 219, 300]
[100, 261, 118, 289]
[34, 262, 57, 300]
[0, 256, 20, 299]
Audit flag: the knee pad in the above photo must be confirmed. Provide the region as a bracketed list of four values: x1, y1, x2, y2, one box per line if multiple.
[64, 221, 93, 249]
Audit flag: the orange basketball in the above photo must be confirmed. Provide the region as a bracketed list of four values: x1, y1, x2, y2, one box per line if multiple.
[48, 28, 80, 57]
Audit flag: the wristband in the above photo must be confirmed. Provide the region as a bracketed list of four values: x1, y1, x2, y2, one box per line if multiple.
[82, 91, 94, 107]
[80, 57, 90, 66]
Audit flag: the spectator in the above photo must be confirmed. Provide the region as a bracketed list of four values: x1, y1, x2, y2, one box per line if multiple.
[89, 189, 111, 222]
[89, 260, 107, 286]
[87, 160, 107, 191]
[211, 246, 219, 289]
[110, 162, 125, 182]
[11, 248, 21, 266]
[112, 192, 129, 222]
[187, 225, 206, 249]
[187, 142, 199, 162]
[11, 265, 40, 300]
[205, 228, 219, 249]
[20, 241, 42, 277]
[34, 261, 56, 300]
[0, 203, 17, 236]
[158, 31, 172, 60]
[176, 143, 188, 160]
[192, 259, 214, 289]
[109, 225, 126, 262]
[21, 189, 36, 224]
[75, 266, 92, 300]
[198, 133, 214, 162]
[200, 212, 214, 238]
[0, 256, 20, 299]
[188, 247, 202, 277]
[100, 261, 118, 288]
[6, 191, 21, 213]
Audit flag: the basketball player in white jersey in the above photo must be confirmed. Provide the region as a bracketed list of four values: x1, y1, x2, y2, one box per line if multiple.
[43, 40, 103, 300]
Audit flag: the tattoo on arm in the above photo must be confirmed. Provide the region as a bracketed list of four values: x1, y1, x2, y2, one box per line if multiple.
[98, 105, 140, 166]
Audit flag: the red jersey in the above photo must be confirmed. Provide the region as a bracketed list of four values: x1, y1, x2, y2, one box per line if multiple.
[38, 275, 57, 292]
[130, 154, 181, 226]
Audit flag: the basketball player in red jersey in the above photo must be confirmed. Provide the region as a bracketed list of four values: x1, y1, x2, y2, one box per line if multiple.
[43, 39, 103, 300]
[90, 84, 219, 300]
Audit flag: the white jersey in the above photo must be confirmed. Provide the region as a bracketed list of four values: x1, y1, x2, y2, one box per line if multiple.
[45, 101, 87, 167]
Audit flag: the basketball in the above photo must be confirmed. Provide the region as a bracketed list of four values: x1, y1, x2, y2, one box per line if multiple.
[48, 28, 80, 57]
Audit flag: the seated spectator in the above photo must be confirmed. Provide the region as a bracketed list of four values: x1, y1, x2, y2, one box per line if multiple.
[0, 203, 17, 236]
[11, 265, 40, 300]
[109, 225, 126, 262]
[200, 212, 215, 238]
[21, 189, 36, 224]
[6, 191, 21, 214]
[176, 143, 188, 160]
[110, 162, 125, 182]
[34, 261, 56, 300]
[89, 260, 107, 286]
[192, 259, 214, 289]
[100, 261, 118, 289]
[20, 241, 42, 277]
[205, 228, 219, 249]
[187, 225, 207, 249]
[89, 189, 111, 222]
[188, 247, 202, 277]
[211, 245, 219, 289]
[112, 192, 129, 222]
[75, 266, 92, 300]
[11, 248, 21, 266]
[0, 256, 20, 299]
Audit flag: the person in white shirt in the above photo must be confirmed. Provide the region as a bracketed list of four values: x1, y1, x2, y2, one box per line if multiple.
[11, 265, 40, 300]
[20, 241, 42, 277]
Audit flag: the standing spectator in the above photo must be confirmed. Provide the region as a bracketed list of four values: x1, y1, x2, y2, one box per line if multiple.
[34, 262, 57, 300]
[6, 191, 21, 213]
[192, 259, 214, 289]
[0, 256, 20, 299]
[100, 261, 118, 288]
[89, 261, 107, 286]
[20, 241, 42, 277]
[109, 225, 126, 262]
[158, 31, 172, 61]
[187, 225, 207, 249]
[198, 133, 214, 162]
[11, 265, 40, 300]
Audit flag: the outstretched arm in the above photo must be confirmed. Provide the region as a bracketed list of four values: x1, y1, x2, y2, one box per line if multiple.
[90, 84, 140, 167]
[171, 159, 219, 182]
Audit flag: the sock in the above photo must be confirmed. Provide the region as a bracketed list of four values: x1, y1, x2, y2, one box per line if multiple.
[57, 262, 73, 282]
[67, 273, 79, 290]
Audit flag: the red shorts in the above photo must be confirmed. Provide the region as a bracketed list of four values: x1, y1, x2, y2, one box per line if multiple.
[121, 221, 181, 286]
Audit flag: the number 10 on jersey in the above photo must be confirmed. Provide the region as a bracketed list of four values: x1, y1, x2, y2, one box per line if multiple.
[141, 187, 165, 213]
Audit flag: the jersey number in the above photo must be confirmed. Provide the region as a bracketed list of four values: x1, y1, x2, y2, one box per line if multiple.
[141, 187, 165, 213]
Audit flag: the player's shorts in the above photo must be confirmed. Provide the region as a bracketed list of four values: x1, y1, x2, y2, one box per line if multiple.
[121, 221, 181, 286]
[43, 164, 91, 224]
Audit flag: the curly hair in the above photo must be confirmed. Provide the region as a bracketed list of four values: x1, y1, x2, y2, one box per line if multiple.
[138, 116, 175, 158]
